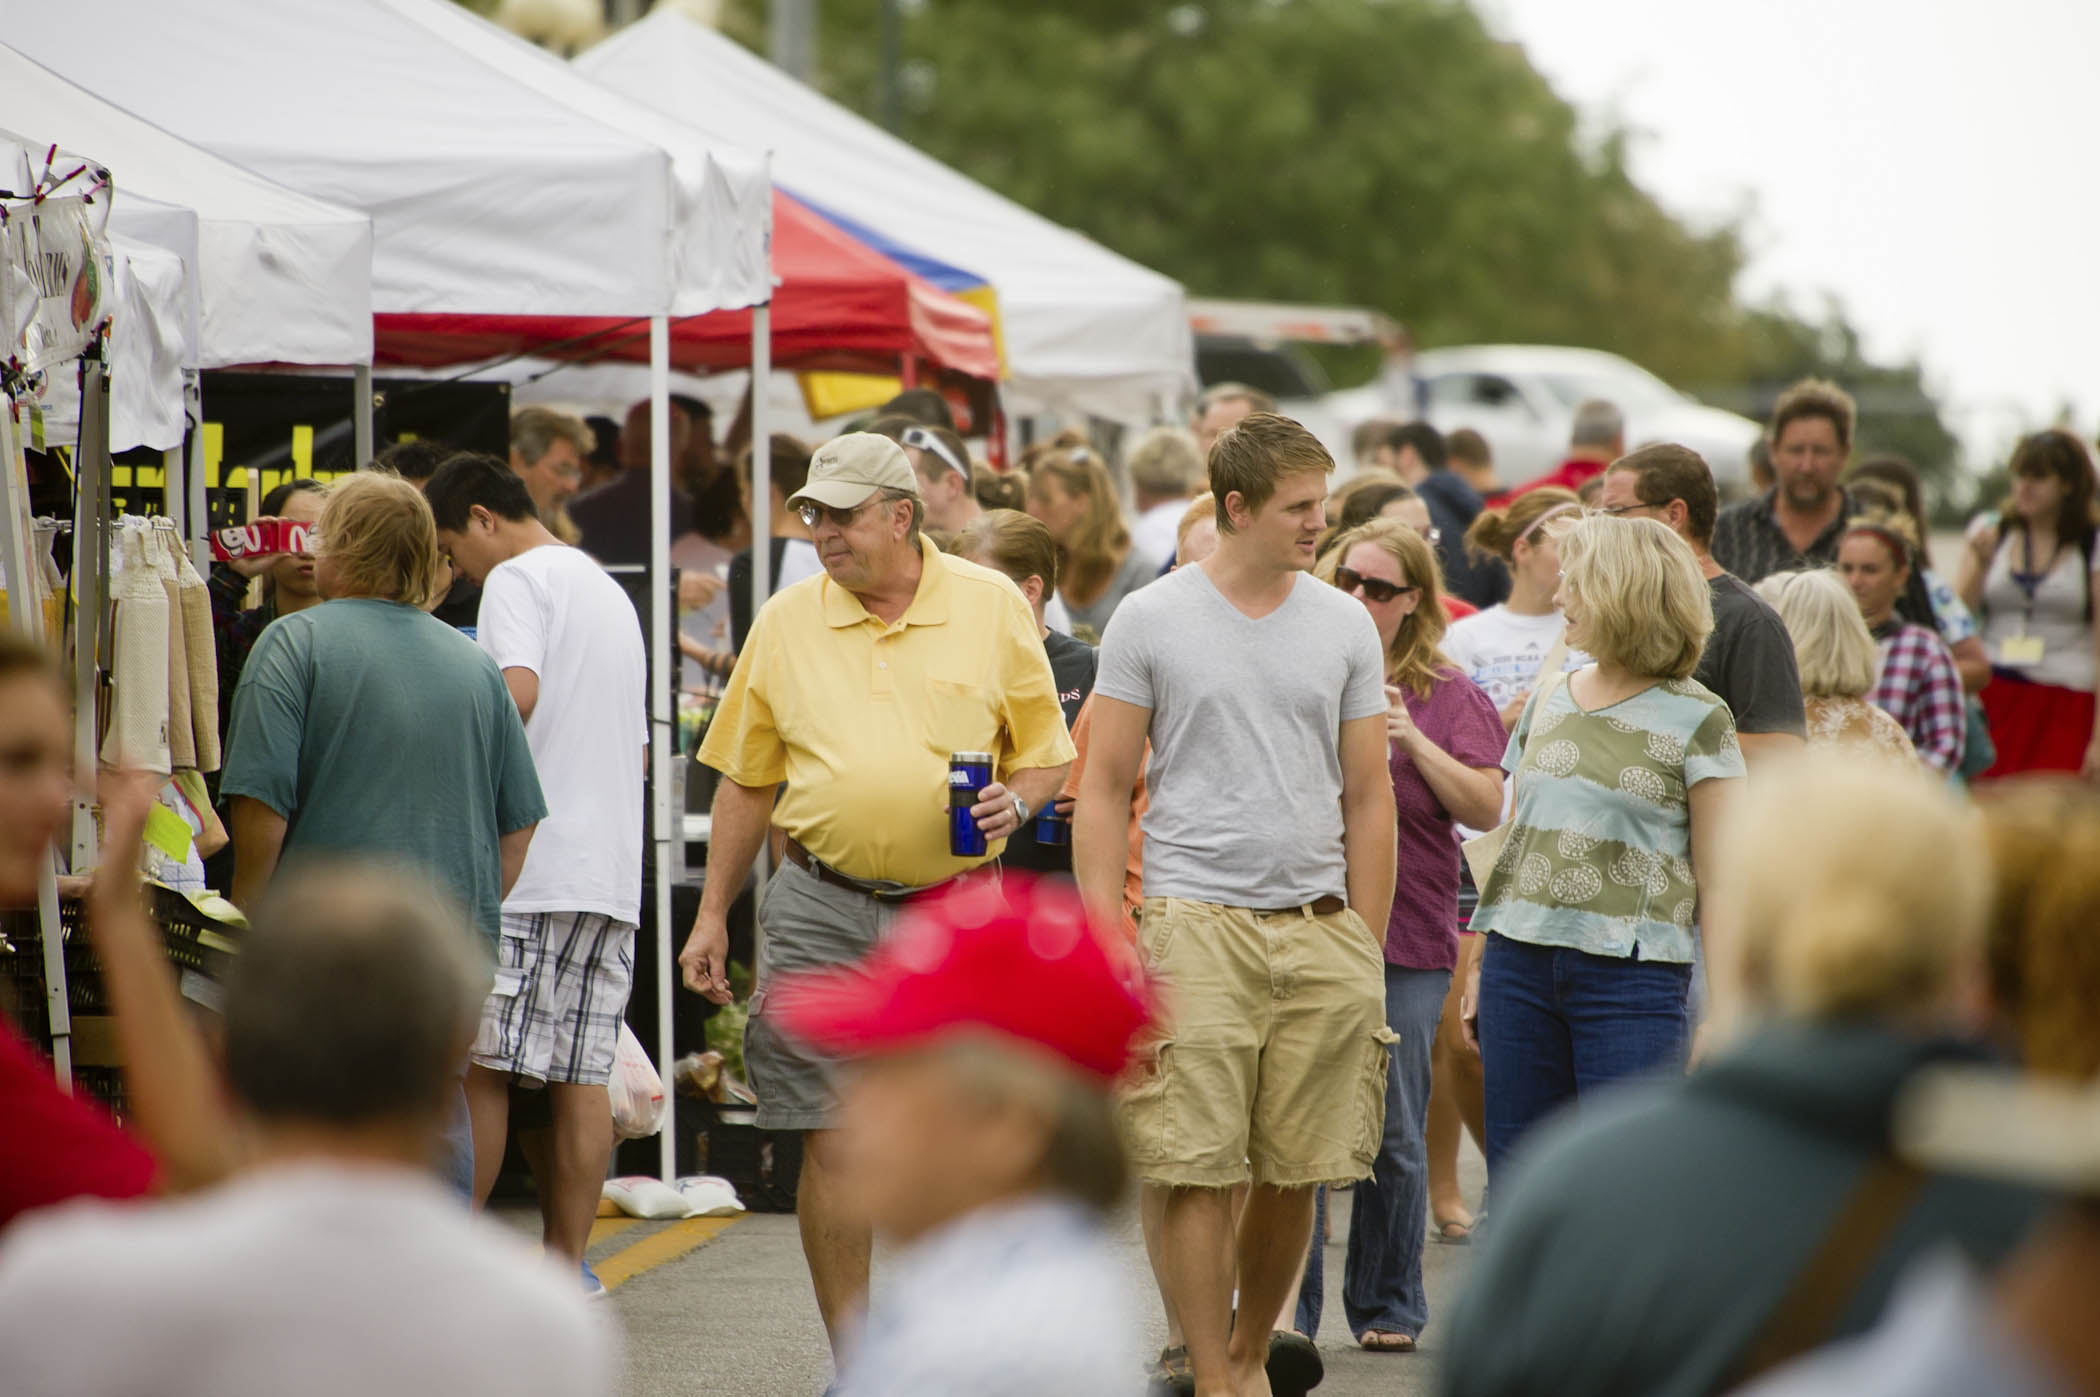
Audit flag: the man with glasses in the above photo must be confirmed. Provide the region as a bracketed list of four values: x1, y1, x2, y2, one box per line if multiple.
[1598, 444, 1806, 770]
[678, 433, 1075, 1363]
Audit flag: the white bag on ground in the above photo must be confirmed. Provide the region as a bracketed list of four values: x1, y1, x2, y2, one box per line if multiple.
[676, 1175, 746, 1218]
[610, 1023, 666, 1141]
[601, 1176, 696, 1220]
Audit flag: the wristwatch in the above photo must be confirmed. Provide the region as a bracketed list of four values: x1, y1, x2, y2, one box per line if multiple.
[1011, 794, 1030, 826]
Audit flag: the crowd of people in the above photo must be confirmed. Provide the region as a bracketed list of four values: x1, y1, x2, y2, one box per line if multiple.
[2, 364, 2100, 1397]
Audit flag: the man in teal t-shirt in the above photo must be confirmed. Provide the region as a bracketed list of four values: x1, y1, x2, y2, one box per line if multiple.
[222, 473, 545, 946]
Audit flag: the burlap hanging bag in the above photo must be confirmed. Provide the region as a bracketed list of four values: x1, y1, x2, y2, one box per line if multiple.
[101, 524, 172, 775]
[167, 527, 221, 773]
[153, 526, 196, 770]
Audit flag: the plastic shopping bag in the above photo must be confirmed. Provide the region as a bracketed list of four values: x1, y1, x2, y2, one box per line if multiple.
[610, 1023, 667, 1141]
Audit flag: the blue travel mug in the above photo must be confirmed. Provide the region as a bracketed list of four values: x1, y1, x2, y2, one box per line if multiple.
[1033, 806, 1071, 846]
[949, 751, 995, 858]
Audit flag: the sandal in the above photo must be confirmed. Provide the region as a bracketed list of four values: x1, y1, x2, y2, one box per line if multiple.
[1266, 1331, 1325, 1396]
[1144, 1344, 1194, 1397]
[1432, 1215, 1473, 1245]
[1359, 1329, 1417, 1353]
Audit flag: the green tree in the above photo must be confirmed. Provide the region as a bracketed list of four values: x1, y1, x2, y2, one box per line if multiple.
[717, 1, 1960, 490]
[768, 0, 1754, 390]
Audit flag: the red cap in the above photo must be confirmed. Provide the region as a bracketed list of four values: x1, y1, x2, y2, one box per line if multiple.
[770, 876, 1155, 1082]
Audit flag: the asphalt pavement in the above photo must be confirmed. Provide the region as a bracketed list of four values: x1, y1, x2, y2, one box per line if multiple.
[537, 1138, 1485, 1397]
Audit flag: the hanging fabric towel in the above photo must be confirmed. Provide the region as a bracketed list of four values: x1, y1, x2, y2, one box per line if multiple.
[101, 523, 172, 775]
[153, 525, 197, 771]
[170, 529, 221, 774]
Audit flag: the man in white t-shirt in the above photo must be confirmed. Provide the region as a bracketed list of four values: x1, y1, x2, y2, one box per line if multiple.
[0, 864, 612, 1397]
[1126, 426, 1207, 567]
[429, 454, 648, 1285]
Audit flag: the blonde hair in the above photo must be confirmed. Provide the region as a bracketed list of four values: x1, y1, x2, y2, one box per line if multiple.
[1977, 781, 2100, 1083]
[1840, 509, 1918, 575]
[318, 473, 442, 607]
[1464, 486, 1581, 562]
[1556, 514, 1712, 680]
[1176, 492, 1215, 552]
[1026, 444, 1129, 601]
[953, 508, 1059, 596]
[1756, 569, 1879, 699]
[1315, 518, 1451, 697]
[1721, 752, 1988, 1021]
[1126, 425, 1205, 497]
[1206, 413, 1333, 535]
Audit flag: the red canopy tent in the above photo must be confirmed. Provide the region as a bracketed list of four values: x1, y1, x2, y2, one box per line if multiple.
[370, 190, 999, 380]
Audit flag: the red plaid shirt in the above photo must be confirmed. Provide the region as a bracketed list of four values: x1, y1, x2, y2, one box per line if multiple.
[1871, 621, 1966, 775]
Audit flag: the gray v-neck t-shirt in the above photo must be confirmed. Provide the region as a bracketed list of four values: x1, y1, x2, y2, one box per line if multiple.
[1093, 566, 1386, 907]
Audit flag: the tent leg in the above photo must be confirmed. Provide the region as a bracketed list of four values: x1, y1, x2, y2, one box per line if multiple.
[184, 370, 207, 572]
[748, 304, 771, 993]
[650, 316, 676, 1185]
[352, 364, 374, 467]
[72, 362, 110, 872]
[751, 308, 771, 638]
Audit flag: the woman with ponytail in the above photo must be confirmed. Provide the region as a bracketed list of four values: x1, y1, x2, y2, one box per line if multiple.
[1443, 753, 2049, 1397]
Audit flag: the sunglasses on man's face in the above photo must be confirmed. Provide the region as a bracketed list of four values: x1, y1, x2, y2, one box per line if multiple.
[1333, 566, 1418, 603]
[798, 498, 885, 531]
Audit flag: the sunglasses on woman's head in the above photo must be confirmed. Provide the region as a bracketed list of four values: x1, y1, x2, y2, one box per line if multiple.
[1333, 566, 1418, 603]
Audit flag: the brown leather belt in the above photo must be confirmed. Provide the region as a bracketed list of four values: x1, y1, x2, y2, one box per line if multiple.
[782, 838, 992, 905]
[1250, 895, 1348, 917]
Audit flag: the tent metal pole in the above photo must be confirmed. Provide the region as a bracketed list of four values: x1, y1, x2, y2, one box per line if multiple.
[71, 361, 109, 873]
[650, 315, 677, 1184]
[352, 363, 375, 466]
[750, 306, 770, 652]
[184, 369, 206, 571]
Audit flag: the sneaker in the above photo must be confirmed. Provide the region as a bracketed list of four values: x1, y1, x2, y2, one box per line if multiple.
[581, 1259, 608, 1300]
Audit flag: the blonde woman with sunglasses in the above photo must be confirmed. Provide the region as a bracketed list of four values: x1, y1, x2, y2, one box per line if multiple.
[1293, 520, 1506, 1355]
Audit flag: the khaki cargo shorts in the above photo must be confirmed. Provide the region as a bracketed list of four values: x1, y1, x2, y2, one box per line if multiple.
[1120, 896, 1395, 1189]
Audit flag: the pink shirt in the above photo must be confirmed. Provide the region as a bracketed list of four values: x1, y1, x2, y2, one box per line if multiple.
[1386, 668, 1508, 970]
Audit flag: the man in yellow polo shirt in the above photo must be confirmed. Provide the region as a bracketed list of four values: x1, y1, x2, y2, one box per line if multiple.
[678, 432, 1074, 1359]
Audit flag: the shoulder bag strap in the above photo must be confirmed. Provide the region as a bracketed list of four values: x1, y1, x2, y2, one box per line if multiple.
[1730, 1157, 1927, 1386]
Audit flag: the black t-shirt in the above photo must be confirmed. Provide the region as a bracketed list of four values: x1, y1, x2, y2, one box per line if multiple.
[1001, 630, 1097, 875]
[1695, 573, 1807, 737]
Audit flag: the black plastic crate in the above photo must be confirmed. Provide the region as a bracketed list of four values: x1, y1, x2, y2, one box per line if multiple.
[692, 1105, 802, 1213]
[0, 887, 239, 1058]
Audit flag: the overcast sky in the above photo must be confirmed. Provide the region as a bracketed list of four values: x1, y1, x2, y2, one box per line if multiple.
[1480, 0, 2097, 468]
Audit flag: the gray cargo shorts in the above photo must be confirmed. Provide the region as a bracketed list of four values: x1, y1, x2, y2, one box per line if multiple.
[744, 857, 898, 1132]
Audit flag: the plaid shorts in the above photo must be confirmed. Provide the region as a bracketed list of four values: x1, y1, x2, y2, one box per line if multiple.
[470, 911, 637, 1087]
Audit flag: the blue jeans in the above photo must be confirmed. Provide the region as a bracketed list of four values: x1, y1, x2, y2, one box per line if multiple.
[439, 1076, 475, 1201]
[1478, 933, 1690, 1188]
[1295, 963, 1449, 1340]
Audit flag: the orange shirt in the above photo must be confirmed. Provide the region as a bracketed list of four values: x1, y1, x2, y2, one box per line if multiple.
[1061, 694, 1146, 943]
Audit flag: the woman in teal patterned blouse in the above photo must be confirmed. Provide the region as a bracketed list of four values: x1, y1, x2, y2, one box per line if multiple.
[1464, 514, 1746, 1184]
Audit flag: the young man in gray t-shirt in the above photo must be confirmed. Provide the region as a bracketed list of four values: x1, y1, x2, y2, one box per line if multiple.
[1078, 413, 1396, 1397]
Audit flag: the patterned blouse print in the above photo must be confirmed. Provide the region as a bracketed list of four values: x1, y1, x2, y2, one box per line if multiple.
[1473, 673, 1744, 964]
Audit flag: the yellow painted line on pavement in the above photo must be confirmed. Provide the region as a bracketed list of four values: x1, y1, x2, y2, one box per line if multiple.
[596, 1215, 743, 1291]
[588, 1217, 642, 1248]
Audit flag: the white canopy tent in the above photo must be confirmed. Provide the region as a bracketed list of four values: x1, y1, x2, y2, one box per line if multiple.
[578, 10, 1194, 425]
[0, 49, 374, 371]
[0, 0, 767, 321]
[5, 0, 777, 1179]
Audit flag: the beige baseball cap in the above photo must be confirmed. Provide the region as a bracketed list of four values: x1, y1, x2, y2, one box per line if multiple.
[788, 433, 920, 511]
